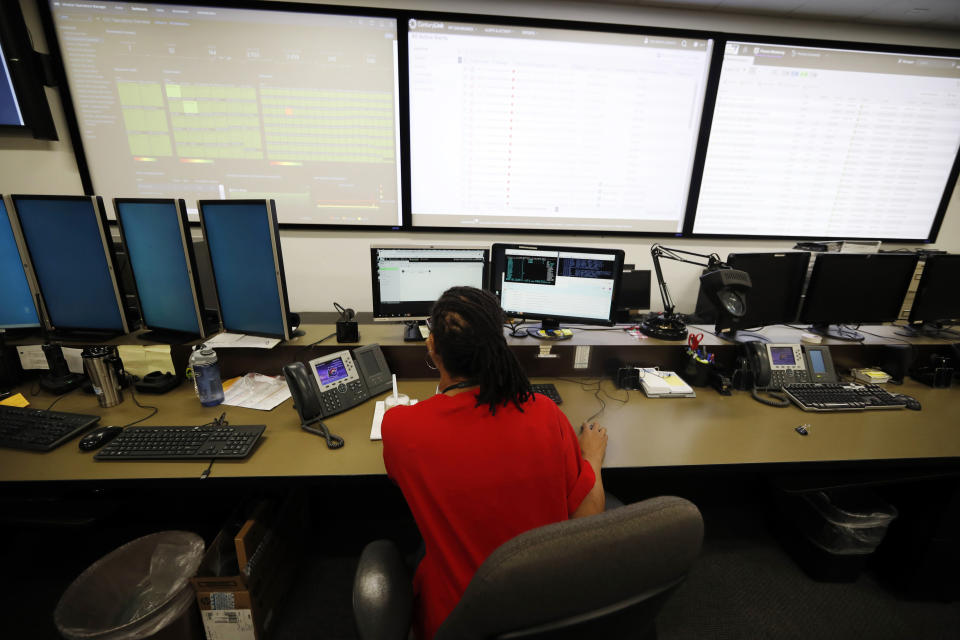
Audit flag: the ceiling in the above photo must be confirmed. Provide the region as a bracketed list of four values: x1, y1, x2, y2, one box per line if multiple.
[596, 0, 960, 30]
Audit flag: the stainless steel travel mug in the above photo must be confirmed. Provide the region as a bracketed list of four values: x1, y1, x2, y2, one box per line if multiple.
[81, 346, 123, 408]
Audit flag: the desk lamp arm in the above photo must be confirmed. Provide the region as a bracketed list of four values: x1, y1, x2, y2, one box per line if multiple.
[650, 244, 727, 317]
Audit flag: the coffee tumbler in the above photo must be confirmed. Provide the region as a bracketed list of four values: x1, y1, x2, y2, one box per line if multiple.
[82, 346, 124, 408]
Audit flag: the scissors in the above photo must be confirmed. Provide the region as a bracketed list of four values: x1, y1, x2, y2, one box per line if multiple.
[688, 332, 704, 352]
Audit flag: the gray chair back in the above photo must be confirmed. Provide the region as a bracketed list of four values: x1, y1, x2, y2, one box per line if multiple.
[435, 495, 703, 640]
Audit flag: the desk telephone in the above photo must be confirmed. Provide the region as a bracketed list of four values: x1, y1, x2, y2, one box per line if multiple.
[743, 343, 837, 406]
[282, 344, 393, 448]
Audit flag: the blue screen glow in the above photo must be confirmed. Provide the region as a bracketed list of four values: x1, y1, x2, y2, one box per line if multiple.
[0, 199, 39, 328]
[13, 197, 124, 331]
[116, 200, 201, 335]
[201, 201, 286, 337]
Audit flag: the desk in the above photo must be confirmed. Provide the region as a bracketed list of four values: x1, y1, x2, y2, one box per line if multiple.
[1, 322, 958, 483]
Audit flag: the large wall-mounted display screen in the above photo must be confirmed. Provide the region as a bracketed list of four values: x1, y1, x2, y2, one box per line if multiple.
[408, 19, 713, 233]
[691, 41, 960, 241]
[47, 1, 401, 226]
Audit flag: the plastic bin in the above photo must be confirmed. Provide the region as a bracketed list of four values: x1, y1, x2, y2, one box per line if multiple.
[54, 531, 205, 640]
[774, 488, 898, 582]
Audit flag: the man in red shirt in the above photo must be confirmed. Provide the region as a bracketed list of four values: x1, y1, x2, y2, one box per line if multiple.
[382, 286, 608, 640]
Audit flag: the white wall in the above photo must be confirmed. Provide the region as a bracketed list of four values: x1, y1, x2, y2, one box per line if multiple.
[4, 0, 960, 314]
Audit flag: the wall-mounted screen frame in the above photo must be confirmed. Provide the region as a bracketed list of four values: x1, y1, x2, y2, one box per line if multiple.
[0, 2, 57, 139]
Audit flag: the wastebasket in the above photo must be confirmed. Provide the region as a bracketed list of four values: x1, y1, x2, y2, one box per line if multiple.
[774, 487, 898, 582]
[54, 531, 205, 640]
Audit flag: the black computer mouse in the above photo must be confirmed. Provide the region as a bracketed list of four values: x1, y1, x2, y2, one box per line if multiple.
[896, 395, 922, 411]
[79, 426, 124, 451]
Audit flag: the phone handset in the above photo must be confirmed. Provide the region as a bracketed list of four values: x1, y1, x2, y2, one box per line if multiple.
[744, 343, 796, 407]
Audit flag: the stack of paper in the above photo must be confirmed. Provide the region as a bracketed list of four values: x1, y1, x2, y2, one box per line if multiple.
[639, 369, 695, 398]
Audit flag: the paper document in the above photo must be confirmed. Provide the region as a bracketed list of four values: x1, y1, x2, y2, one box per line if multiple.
[16, 345, 84, 374]
[639, 369, 695, 398]
[205, 332, 281, 349]
[370, 398, 419, 441]
[221, 373, 291, 410]
[118, 345, 176, 377]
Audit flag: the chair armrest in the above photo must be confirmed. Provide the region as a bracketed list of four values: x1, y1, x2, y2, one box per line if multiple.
[352, 539, 413, 640]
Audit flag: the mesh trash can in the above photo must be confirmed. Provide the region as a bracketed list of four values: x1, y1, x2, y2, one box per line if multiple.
[54, 531, 205, 640]
[775, 488, 898, 581]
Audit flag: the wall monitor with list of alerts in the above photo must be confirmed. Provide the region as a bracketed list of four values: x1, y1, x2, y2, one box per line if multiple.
[408, 18, 713, 234]
[691, 41, 960, 241]
[44, 1, 402, 227]
[491, 244, 625, 340]
[370, 247, 489, 341]
[798, 253, 920, 342]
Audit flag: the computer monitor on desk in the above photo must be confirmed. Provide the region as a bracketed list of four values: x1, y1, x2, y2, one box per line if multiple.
[798, 253, 919, 342]
[717, 252, 811, 341]
[370, 247, 489, 341]
[906, 254, 960, 338]
[491, 244, 625, 340]
[0, 196, 40, 332]
[10, 195, 129, 337]
[115, 198, 210, 343]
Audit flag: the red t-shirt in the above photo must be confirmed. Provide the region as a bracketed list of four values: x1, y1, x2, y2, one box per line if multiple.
[381, 390, 596, 640]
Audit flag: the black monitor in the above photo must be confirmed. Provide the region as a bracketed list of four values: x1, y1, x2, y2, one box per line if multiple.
[718, 252, 811, 340]
[491, 244, 625, 340]
[0, 196, 40, 331]
[907, 254, 960, 337]
[114, 198, 209, 343]
[798, 253, 919, 342]
[0, 2, 56, 139]
[198, 199, 297, 340]
[11, 195, 129, 336]
[371, 246, 489, 341]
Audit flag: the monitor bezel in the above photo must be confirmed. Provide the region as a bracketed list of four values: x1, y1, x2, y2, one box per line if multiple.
[114, 197, 209, 339]
[0, 194, 42, 330]
[723, 251, 811, 329]
[798, 253, 920, 326]
[908, 253, 960, 326]
[197, 198, 292, 341]
[684, 34, 960, 244]
[491, 243, 626, 327]
[10, 194, 130, 334]
[370, 245, 490, 322]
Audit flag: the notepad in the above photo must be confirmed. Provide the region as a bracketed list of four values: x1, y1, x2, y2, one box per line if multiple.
[639, 369, 695, 398]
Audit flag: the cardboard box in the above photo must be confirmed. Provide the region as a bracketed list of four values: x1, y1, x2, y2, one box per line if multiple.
[192, 493, 306, 640]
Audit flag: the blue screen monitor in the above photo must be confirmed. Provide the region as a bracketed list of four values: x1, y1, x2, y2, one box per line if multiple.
[114, 198, 208, 341]
[198, 200, 294, 340]
[0, 196, 40, 329]
[11, 195, 128, 334]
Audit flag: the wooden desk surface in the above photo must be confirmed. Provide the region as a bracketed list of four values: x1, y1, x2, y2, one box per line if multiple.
[1, 374, 956, 483]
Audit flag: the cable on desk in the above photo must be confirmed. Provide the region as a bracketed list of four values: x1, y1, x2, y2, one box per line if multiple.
[554, 377, 628, 423]
[293, 332, 337, 359]
[505, 321, 528, 337]
[200, 458, 215, 480]
[122, 387, 159, 428]
[45, 385, 80, 411]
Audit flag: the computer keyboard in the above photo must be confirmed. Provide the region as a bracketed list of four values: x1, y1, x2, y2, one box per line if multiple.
[783, 383, 907, 412]
[531, 383, 563, 405]
[94, 424, 265, 460]
[0, 405, 100, 452]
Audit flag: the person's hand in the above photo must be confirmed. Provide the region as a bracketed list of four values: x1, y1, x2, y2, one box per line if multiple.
[578, 421, 607, 465]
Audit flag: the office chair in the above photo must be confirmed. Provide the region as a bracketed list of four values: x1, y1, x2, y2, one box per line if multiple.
[352, 495, 704, 640]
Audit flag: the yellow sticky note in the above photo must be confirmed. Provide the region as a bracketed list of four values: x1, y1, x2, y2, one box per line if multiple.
[0, 393, 29, 408]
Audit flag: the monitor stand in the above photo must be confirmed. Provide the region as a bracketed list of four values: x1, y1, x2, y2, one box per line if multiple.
[138, 328, 202, 345]
[39, 344, 86, 395]
[894, 322, 960, 340]
[526, 318, 572, 341]
[404, 321, 427, 342]
[47, 329, 123, 342]
[808, 323, 864, 342]
[713, 326, 769, 344]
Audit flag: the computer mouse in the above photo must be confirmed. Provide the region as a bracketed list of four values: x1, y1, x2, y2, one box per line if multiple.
[78, 426, 124, 451]
[896, 395, 921, 411]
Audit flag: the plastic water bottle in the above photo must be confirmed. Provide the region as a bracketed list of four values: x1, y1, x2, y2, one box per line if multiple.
[189, 344, 224, 407]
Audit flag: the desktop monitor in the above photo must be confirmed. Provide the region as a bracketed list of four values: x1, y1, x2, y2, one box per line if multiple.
[798, 253, 919, 341]
[691, 40, 960, 242]
[408, 18, 713, 234]
[718, 252, 811, 339]
[198, 199, 295, 340]
[0, 196, 40, 330]
[114, 198, 209, 342]
[10, 195, 129, 335]
[370, 246, 489, 341]
[907, 254, 960, 336]
[491, 244, 625, 339]
[45, 1, 401, 226]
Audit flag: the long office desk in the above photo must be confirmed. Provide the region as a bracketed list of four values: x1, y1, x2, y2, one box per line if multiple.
[1, 322, 958, 483]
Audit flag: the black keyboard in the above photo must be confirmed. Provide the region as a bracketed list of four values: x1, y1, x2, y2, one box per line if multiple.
[0, 405, 100, 452]
[783, 383, 907, 412]
[531, 383, 563, 405]
[95, 425, 265, 460]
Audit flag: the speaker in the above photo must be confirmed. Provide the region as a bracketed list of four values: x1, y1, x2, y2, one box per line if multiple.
[614, 268, 651, 323]
[880, 344, 915, 384]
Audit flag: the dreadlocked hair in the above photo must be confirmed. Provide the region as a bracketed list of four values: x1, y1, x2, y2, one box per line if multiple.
[430, 286, 532, 415]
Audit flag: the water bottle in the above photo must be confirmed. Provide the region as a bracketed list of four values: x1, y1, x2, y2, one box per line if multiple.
[189, 344, 224, 407]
